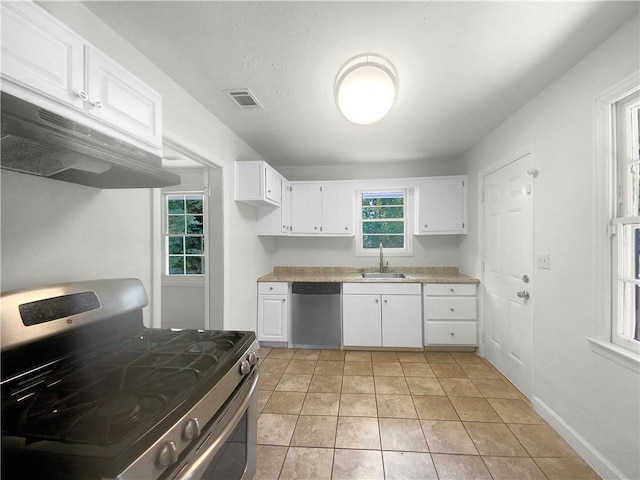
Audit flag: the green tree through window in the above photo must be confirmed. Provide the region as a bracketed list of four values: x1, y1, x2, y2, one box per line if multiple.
[361, 191, 405, 249]
[166, 194, 205, 275]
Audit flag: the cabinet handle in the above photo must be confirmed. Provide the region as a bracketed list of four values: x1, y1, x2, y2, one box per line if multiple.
[345, 227, 348, 230]
[75, 90, 88, 101]
[424, 224, 428, 228]
[282, 299, 286, 302]
[450, 332, 455, 337]
[450, 288, 454, 293]
[384, 299, 388, 305]
[269, 287, 273, 291]
[375, 299, 379, 304]
[91, 100, 104, 109]
[450, 308, 455, 312]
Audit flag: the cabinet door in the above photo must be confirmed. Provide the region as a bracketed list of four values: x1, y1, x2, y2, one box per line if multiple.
[381, 295, 423, 348]
[281, 180, 292, 233]
[321, 183, 354, 235]
[1, 1, 84, 109]
[290, 183, 322, 234]
[85, 47, 162, 148]
[264, 166, 282, 205]
[417, 177, 466, 234]
[343, 295, 382, 346]
[258, 295, 288, 342]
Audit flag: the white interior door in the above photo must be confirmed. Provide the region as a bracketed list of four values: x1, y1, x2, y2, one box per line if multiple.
[482, 153, 534, 398]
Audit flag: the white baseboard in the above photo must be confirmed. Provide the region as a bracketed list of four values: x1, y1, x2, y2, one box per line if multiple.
[532, 396, 626, 480]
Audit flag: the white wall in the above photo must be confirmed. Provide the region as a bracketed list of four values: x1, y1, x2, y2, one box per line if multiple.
[25, 1, 274, 331]
[0, 170, 155, 325]
[459, 16, 640, 480]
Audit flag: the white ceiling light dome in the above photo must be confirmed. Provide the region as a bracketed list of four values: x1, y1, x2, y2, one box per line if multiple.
[335, 54, 398, 125]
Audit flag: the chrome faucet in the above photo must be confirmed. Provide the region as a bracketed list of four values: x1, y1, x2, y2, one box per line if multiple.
[379, 243, 384, 272]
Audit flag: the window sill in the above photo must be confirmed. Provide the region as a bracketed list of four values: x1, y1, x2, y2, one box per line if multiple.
[586, 337, 640, 373]
[162, 276, 205, 287]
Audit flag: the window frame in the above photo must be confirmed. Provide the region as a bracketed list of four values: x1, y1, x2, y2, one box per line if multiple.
[612, 91, 640, 352]
[355, 188, 414, 257]
[590, 73, 640, 372]
[164, 192, 206, 277]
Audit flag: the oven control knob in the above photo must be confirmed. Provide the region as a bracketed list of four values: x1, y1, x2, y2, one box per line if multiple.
[157, 441, 178, 467]
[240, 360, 251, 375]
[247, 352, 258, 366]
[183, 417, 200, 441]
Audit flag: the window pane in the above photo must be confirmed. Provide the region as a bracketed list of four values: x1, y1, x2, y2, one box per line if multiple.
[168, 215, 185, 234]
[362, 221, 404, 234]
[169, 256, 184, 275]
[168, 237, 184, 254]
[186, 197, 203, 214]
[187, 215, 204, 234]
[362, 206, 404, 219]
[185, 236, 203, 254]
[168, 198, 185, 214]
[186, 256, 204, 274]
[363, 234, 404, 249]
[362, 194, 404, 206]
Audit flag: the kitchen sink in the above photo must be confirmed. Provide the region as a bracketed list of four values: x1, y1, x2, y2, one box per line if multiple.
[360, 272, 407, 279]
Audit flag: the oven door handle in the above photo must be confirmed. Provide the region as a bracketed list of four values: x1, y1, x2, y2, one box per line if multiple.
[175, 371, 258, 480]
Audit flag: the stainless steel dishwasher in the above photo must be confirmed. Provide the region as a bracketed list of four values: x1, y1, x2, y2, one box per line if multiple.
[291, 282, 341, 349]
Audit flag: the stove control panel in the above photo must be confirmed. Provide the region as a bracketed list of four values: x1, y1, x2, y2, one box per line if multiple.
[18, 292, 100, 326]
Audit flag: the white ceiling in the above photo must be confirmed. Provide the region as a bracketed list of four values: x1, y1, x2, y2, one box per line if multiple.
[81, 1, 638, 168]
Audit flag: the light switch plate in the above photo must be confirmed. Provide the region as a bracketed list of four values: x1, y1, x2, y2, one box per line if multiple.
[536, 253, 550, 269]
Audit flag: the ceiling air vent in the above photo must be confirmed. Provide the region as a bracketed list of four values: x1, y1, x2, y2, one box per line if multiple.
[224, 89, 263, 110]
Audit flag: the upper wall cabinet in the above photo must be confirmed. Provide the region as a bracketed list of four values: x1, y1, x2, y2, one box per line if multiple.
[290, 182, 354, 236]
[1, 1, 163, 153]
[415, 176, 468, 235]
[235, 161, 283, 207]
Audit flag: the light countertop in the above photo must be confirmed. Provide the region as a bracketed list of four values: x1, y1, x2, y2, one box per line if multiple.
[258, 266, 479, 284]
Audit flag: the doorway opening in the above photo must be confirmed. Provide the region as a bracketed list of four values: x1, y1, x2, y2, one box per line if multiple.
[152, 138, 223, 331]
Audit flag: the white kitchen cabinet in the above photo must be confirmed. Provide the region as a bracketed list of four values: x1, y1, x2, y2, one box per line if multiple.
[321, 183, 354, 235]
[424, 283, 477, 346]
[257, 282, 289, 343]
[289, 182, 353, 236]
[84, 48, 162, 148]
[343, 283, 422, 348]
[290, 183, 322, 234]
[235, 161, 283, 207]
[1, 1, 162, 152]
[415, 176, 467, 235]
[1, 1, 84, 109]
[256, 178, 291, 235]
[342, 294, 382, 347]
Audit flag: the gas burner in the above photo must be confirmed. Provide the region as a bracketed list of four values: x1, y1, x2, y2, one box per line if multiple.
[97, 396, 141, 425]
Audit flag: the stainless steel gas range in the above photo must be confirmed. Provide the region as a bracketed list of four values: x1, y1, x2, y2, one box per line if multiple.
[1, 278, 259, 480]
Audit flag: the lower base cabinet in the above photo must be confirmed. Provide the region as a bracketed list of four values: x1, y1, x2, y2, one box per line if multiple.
[424, 283, 477, 346]
[257, 282, 289, 343]
[343, 283, 422, 348]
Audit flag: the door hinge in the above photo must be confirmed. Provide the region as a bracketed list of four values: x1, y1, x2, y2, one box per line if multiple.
[462, 222, 465, 229]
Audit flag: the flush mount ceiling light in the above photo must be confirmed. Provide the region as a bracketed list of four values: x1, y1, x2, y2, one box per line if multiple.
[335, 54, 398, 125]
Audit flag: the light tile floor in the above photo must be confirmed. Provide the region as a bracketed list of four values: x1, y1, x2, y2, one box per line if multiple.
[255, 348, 601, 480]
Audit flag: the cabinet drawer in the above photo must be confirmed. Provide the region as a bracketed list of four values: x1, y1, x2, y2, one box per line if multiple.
[426, 321, 477, 345]
[425, 297, 476, 320]
[425, 283, 476, 296]
[258, 282, 288, 295]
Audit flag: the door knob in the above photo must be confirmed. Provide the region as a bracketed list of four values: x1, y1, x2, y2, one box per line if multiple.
[522, 274, 530, 283]
[516, 291, 530, 300]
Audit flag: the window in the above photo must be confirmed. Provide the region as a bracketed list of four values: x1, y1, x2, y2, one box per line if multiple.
[613, 91, 640, 352]
[165, 193, 205, 275]
[356, 189, 412, 256]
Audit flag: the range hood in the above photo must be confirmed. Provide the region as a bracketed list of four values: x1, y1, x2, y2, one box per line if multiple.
[0, 92, 180, 189]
